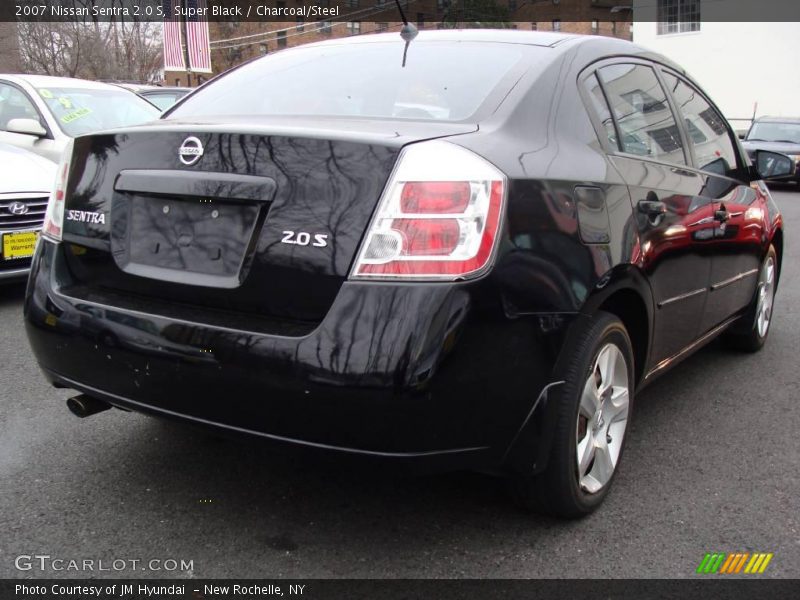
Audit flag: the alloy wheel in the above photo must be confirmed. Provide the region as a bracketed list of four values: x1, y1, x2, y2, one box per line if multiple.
[575, 343, 630, 494]
[756, 256, 775, 338]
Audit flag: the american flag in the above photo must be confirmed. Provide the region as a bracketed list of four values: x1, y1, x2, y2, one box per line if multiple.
[163, 0, 185, 71]
[185, 0, 212, 73]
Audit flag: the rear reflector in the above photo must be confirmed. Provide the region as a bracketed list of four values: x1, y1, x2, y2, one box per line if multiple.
[350, 141, 505, 280]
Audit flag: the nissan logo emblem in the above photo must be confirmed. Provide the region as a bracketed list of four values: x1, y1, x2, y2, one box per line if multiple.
[178, 136, 204, 166]
[7, 201, 29, 216]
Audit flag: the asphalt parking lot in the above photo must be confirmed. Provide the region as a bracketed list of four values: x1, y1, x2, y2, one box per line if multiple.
[1, 188, 798, 580]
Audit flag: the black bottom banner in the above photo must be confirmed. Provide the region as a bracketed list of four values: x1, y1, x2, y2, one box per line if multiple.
[2, 579, 797, 600]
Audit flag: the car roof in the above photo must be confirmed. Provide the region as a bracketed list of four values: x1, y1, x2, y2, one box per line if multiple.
[302, 29, 583, 49]
[292, 29, 661, 70]
[142, 87, 192, 94]
[0, 73, 125, 91]
[754, 116, 800, 124]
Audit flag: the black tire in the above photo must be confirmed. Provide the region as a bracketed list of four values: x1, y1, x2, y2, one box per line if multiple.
[723, 245, 778, 353]
[508, 311, 635, 518]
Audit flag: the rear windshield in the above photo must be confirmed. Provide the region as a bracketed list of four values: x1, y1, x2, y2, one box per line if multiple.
[747, 121, 800, 144]
[168, 41, 529, 122]
[144, 91, 188, 111]
[35, 86, 160, 137]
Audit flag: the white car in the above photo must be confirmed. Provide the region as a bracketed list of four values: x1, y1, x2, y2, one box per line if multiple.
[0, 74, 160, 163]
[0, 142, 56, 282]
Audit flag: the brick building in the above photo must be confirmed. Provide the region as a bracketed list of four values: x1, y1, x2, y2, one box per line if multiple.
[165, 0, 632, 86]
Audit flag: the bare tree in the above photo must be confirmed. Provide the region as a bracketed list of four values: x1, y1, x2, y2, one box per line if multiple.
[18, 0, 163, 83]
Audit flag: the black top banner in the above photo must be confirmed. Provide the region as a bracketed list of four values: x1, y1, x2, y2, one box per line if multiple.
[2, 0, 799, 23]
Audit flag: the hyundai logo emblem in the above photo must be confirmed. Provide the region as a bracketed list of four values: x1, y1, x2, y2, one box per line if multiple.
[7, 201, 29, 216]
[178, 136, 204, 166]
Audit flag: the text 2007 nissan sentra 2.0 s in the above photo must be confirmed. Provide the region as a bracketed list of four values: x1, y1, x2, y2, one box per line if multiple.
[24, 31, 791, 517]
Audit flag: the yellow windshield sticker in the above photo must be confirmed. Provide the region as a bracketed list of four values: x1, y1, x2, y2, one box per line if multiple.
[39, 89, 54, 99]
[60, 107, 92, 124]
[57, 97, 73, 110]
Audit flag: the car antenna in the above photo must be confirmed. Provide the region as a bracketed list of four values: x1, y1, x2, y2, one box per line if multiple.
[394, 0, 418, 67]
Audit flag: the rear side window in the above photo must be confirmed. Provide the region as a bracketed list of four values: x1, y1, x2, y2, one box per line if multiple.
[585, 73, 618, 148]
[661, 72, 738, 175]
[597, 63, 686, 166]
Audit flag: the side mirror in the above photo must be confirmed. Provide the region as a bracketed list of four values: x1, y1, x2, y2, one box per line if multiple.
[754, 150, 796, 180]
[6, 118, 47, 137]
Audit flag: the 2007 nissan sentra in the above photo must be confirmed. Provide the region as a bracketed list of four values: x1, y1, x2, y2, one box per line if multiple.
[24, 30, 792, 517]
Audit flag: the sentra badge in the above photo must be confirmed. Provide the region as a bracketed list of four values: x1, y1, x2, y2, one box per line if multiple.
[67, 210, 106, 225]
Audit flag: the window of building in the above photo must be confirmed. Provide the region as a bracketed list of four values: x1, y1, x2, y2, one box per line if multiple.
[509, 0, 517, 11]
[376, 22, 389, 33]
[346, 21, 361, 35]
[657, 0, 701, 35]
[346, 0, 359, 7]
[296, 17, 304, 31]
[592, 20, 599, 34]
[531, 22, 537, 30]
[612, 21, 617, 35]
[597, 63, 687, 165]
[661, 72, 737, 174]
[437, 0, 448, 9]
[175, 78, 181, 86]
[417, 13, 425, 27]
[277, 31, 287, 48]
[552, 19, 561, 31]
[259, 43, 268, 55]
[320, 21, 332, 35]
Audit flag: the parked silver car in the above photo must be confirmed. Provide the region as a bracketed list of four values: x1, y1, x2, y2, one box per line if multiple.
[0, 74, 160, 163]
[0, 142, 55, 282]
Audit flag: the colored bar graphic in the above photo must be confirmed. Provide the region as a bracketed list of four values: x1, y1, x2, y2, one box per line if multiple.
[758, 553, 774, 573]
[719, 553, 736, 573]
[696, 553, 712, 574]
[734, 552, 749, 573]
[697, 552, 773, 574]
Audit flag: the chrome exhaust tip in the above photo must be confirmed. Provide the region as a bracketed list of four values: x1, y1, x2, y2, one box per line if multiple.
[66, 394, 111, 418]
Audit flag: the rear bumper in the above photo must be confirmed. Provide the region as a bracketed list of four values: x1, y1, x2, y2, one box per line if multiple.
[0, 265, 30, 282]
[25, 241, 575, 471]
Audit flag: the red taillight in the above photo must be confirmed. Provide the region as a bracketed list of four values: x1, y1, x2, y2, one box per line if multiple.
[357, 181, 503, 277]
[400, 181, 471, 213]
[351, 141, 505, 281]
[392, 218, 461, 256]
[42, 142, 73, 243]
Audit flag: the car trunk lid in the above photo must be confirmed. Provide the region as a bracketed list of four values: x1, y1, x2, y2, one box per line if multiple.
[59, 119, 476, 327]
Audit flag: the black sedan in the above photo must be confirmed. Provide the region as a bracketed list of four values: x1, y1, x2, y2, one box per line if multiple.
[24, 30, 792, 518]
[742, 116, 800, 183]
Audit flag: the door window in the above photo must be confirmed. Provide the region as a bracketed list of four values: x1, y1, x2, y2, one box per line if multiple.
[661, 72, 738, 176]
[0, 83, 40, 130]
[597, 63, 687, 166]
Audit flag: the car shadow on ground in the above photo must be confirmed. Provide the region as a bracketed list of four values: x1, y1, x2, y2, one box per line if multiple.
[0, 282, 26, 306]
